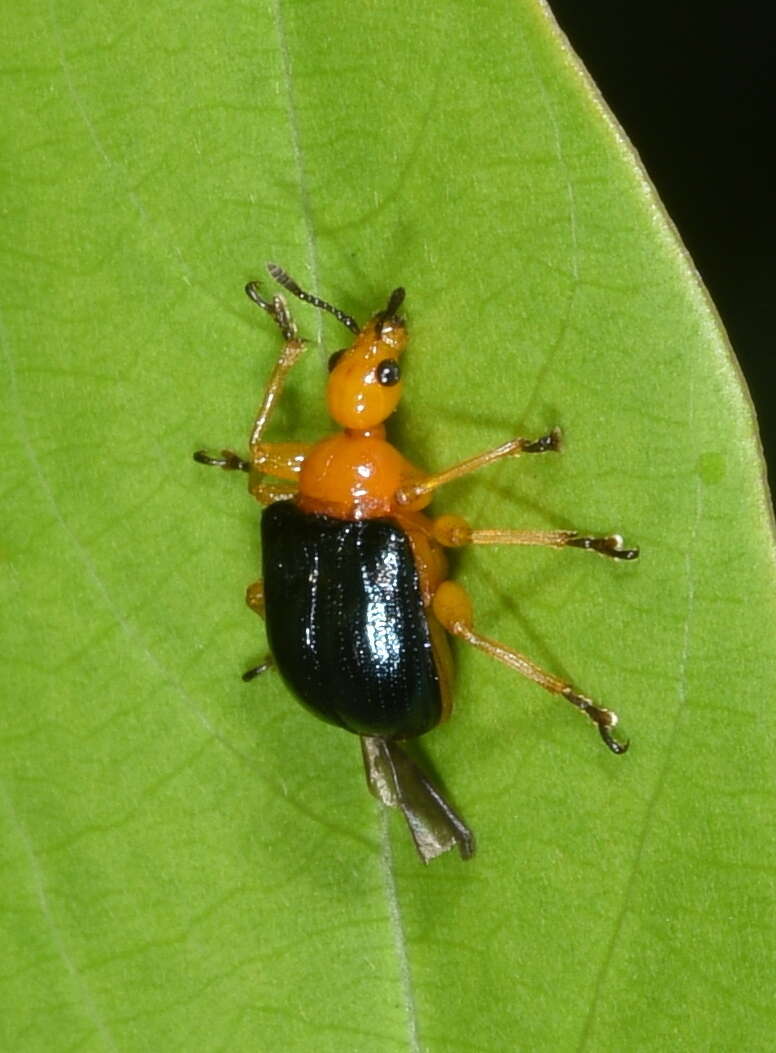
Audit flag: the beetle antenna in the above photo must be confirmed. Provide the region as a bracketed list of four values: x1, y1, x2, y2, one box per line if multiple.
[384, 287, 406, 317]
[375, 286, 406, 337]
[266, 263, 360, 334]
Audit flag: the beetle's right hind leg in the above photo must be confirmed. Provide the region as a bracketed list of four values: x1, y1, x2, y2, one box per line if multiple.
[244, 283, 307, 448]
[432, 580, 629, 754]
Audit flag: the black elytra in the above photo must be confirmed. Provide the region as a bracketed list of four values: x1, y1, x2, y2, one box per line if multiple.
[262, 500, 443, 740]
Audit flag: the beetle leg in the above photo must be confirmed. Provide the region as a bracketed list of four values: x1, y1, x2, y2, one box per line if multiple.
[430, 515, 639, 561]
[242, 657, 274, 682]
[247, 441, 310, 504]
[245, 281, 299, 343]
[193, 448, 301, 509]
[248, 477, 298, 505]
[193, 449, 249, 472]
[251, 441, 311, 480]
[243, 284, 308, 446]
[395, 429, 561, 507]
[194, 287, 308, 480]
[245, 581, 265, 616]
[241, 583, 274, 681]
[431, 580, 629, 754]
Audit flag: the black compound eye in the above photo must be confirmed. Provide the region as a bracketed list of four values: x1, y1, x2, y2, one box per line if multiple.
[376, 358, 401, 386]
[328, 348, 347, 372]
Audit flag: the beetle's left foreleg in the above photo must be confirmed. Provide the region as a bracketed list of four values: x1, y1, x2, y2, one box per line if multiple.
[194, 285, 308, 482]
[432, 580, 629, 754]
[430, 515, 639, 561]
[244, 284, 308, 447]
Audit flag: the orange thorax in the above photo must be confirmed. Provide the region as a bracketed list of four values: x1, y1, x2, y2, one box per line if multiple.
[297, 429, 409, 520]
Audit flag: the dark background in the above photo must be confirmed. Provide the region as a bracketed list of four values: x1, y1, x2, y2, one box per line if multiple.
[550, 3, 775, 497]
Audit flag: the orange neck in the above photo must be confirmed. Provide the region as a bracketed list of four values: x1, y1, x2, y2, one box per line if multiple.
[343, 425, 387, 440]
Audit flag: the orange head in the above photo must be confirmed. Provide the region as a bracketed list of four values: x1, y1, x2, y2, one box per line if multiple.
[326, 289, 406, 429]
[266, 265, 407, 431]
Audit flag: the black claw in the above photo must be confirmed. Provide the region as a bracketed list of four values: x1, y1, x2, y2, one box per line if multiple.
[524, 427, 562, 454]
[598, 723, 630, 754]
[242, 660, 273, 682]
[567, 535, 640, 561]
[563, 688, 629, 755]
[245, 282, 299, 342]
[244, 281, 272, 312]
[193, 449, 249, 472]
[614, 547, 640, 561]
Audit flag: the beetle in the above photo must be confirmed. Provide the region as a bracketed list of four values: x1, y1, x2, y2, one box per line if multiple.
[194, 264, 638, 862]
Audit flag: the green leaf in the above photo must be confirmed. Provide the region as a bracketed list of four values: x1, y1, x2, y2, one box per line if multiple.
[3, 1, 775, 1050]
